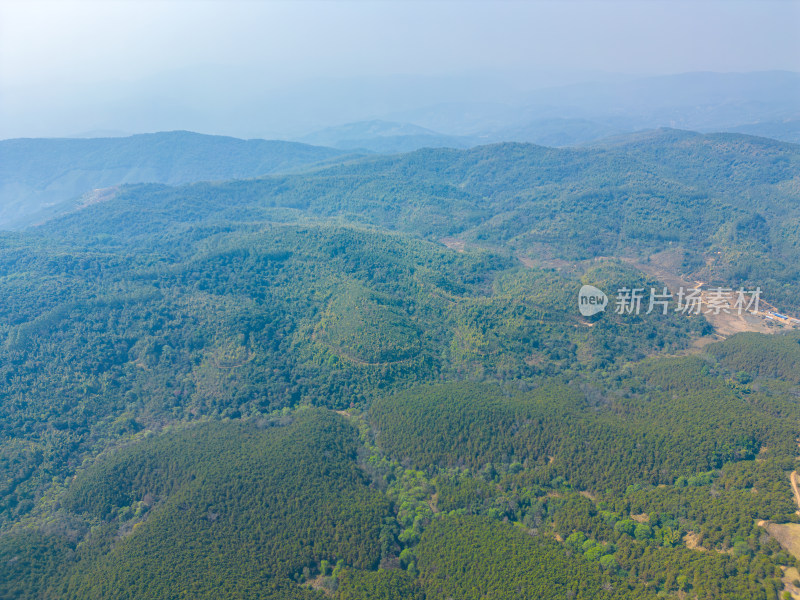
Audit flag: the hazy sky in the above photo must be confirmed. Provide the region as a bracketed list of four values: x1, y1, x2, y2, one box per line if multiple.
[2, 0, 798, 87]
[0, 0, 798, 139]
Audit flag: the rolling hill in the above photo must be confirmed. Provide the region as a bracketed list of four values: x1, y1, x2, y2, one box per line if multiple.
[35, 129, 800, 309]
[2, 129, 800, 599]
[0, 131, 351, 229]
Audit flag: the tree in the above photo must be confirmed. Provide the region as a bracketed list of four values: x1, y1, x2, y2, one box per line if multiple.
[634, 523, 653, 541]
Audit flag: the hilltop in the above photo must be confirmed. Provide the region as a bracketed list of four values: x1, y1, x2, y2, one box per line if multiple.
[0, 131, 352, 228]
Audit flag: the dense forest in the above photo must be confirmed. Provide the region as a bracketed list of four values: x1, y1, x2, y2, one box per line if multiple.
[1, 132, 800, 598]
[27, 129, 800, 308]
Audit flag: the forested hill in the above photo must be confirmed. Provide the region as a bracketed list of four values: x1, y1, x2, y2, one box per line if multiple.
[0, 131, 352, 229]
[2, 128, 800, 599]
[36, 129, 800, 309]
[39, 129, 800, 239]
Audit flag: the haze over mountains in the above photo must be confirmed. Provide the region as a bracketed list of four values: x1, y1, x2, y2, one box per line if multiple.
[2, 70, 798, 143]
[1, 70, 798, 230]
[376, 71, 800, 147]
[0, 132, 353, 228]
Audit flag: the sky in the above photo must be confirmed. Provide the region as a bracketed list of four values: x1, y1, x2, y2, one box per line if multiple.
[0, 0, 799, 138]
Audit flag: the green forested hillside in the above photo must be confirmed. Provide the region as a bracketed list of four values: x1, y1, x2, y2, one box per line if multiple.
[707, 331, 800, 383]
[413, 516, 648, 600]
[2, 132, 800, 599]
[31, 129, 800, 309]
[3, 410, 391, 599]
[0, 131, 350, 228]
[0, 223, 709, 526]
[369, 358, 800, 492]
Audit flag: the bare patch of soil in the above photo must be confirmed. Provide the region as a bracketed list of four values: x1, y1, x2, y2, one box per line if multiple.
[683, 531, 704, 550]
[441, 237, 466, 252]
[780, 566, 800, 600]
[761, 522, 800, 559]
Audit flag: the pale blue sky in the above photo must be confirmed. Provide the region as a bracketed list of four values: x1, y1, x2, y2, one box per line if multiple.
[1, 0, 798, 87]
[0, 1, 798, 139]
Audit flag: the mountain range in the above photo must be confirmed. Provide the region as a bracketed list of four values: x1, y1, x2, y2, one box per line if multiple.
[0, 131, 353, 228]
[2, 96, 800, 599]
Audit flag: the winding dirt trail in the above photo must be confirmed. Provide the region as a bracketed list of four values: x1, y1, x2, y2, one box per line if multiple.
[790, 471, 800, 515]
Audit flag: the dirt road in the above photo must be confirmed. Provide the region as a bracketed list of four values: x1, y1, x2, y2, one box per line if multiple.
[790, 471, 800, 515]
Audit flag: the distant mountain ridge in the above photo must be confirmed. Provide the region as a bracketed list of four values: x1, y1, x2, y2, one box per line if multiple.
[0, 130, 352, 228]
[298, 119, 473, 153]
[4, 71, 799, 225]
[294, 72, 800, 152]
[728, 118, 800, 144]
[33, 128, 800, 313]
[373, 71, 800, 148]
